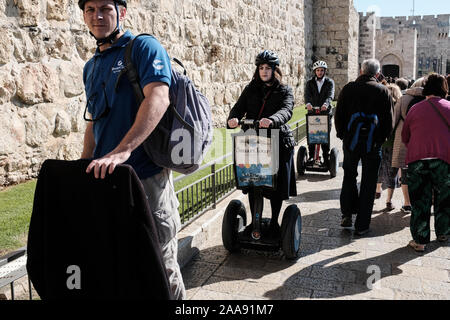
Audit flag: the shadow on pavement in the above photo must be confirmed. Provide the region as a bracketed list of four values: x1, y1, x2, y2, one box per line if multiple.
[288, 188, 342, 202]
[183, 205, 418, 297]
[264, 243, 441, 299]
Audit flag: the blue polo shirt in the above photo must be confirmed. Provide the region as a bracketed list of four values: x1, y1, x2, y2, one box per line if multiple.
[83, 31, 172, 179]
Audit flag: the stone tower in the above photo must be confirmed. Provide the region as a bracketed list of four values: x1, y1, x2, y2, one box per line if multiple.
[358, 12, 450, 80]
[308, 0, 360, 95]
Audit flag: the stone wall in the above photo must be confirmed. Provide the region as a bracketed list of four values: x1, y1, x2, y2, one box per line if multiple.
[358, 12, 376, 66]
[0, 0, 314, 187]
[0, 0, 91, 186]
[347, 3, 359, 82]
[312, 0, 359, 96]
[375, 24, 417, 79]
[303, 0, 314, 80]
[359, 14, 450, 80]
[412, 15, 450, 77]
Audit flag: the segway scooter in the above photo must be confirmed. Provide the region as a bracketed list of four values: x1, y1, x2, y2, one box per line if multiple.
[297, 107, 339, 177]
[222, 119, 302, 260]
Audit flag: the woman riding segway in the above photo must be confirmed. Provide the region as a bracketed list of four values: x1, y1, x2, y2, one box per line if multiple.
[225, 50, 300, 259]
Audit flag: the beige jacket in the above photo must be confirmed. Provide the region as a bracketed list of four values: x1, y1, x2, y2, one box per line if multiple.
[391, 87, 423, 168]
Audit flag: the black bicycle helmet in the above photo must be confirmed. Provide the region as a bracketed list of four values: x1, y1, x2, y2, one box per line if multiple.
[78, 0, 127, 10]
[255, 50, 280, 67]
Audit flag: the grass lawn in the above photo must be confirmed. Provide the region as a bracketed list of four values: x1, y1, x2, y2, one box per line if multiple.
[0, 180, 36, 255]
[0, 105, 308, 255]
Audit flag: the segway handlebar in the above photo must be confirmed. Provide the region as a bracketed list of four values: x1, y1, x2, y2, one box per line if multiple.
[239, 119, 260, 128]
[307, 106, 328, 115]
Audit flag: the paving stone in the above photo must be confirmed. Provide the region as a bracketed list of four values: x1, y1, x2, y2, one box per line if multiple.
[421, 256, 450, 270]
[191, 288, 255, 300]
[423, 242, 450, 259]
[297, 252, 339, 267]
[309, 265, 357, 283]
[302, 226, 330, 236]
[202, 276, 248, 295]
[185, 287, 201, 300]
[194, 246, 229, 265]
[214, 265, 282, 285]
[275, 263, 314, 282]
[342, 283, 396, 299]
[391, 264, 449, 282]
[319, 243, 362, 256]
[240, 281, 312, 300]
[377, 275, 423, 293]
[421, 279, 450, 296]
[223, 253, 269, 270]
[327, 227, 352, 238]
[394, 290, 448, 300]
[285, 275, 345, 294]
[298, 242, 322, 255]
[310, 290, 343, 299]
[182, 260, 219, 289]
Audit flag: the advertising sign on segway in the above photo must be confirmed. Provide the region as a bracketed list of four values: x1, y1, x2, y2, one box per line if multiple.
[234, 133, 276, 189]
[297, 107, 339, 178]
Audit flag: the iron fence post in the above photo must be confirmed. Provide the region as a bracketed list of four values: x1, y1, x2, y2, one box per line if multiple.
[212, 163, 216, 209]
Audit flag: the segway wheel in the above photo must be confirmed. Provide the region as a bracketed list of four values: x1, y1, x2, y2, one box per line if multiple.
[296, 146, 307, 177]
[329, 148, 339, 178]
[222, 200, 247, 253]
[280, 204, 302, 260]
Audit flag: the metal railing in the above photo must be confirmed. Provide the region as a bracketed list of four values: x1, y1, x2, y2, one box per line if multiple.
[175, 118, 306, 226]
[0, 248, 33, 300]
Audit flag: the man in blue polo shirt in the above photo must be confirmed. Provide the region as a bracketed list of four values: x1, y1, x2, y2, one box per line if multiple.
[79, 0, 185, 299]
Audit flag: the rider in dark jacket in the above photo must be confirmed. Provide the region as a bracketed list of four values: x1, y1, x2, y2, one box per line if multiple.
[335, 58, 393, 235]
[304, 60, 335, 165]
[227, 50, 297, 235]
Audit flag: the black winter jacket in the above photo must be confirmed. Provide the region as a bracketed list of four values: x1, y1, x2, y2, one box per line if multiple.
[335, 74, 394, 146]
[304, 77, 335, 114]
[227, 79, 296, 149]
[26, 159, 172, 300]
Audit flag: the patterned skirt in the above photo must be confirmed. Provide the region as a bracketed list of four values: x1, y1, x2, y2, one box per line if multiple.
[377, 146, 400, 189]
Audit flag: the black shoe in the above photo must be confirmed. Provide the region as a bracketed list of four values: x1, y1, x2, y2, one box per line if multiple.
[354, 228, 370, 236]
[341, 216, 352, 228]
[382, 202, 395, 212]
[401, 205, 412, 214]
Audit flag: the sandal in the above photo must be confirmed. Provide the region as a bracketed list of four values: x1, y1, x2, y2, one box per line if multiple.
[408, 240, 425, 252]
[437, 235, 448, 242]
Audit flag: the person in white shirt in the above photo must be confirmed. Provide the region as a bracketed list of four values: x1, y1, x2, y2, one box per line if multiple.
[304, 60, 335, 165]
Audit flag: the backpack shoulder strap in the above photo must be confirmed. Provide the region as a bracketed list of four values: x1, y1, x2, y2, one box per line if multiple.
[115, 33, 153, 105]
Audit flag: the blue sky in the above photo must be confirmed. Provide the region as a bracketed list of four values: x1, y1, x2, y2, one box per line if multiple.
[354, 0, 450, 17]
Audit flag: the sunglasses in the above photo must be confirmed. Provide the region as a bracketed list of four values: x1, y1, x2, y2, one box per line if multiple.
[83, 83, 110, 122]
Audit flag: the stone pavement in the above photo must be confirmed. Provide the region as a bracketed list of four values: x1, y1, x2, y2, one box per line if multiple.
[179, 128, 450, 300]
